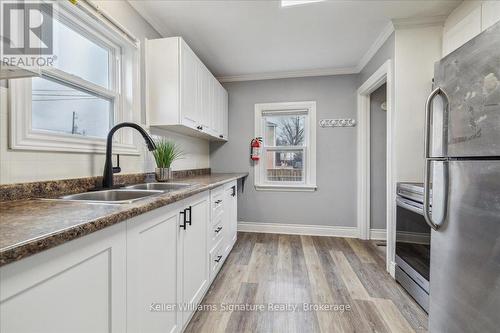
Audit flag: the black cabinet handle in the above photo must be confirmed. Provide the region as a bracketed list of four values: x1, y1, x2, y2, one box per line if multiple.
[197, 125, 203, 130]
[214, 255, 223, 263]
[179, 210, 187, 230]
[215, 199, 222, 204]
[185, 206, 192, 226]
[219, 134, 223, 138]
[231, 186, 236, 197]
[215, 226, 222, 233]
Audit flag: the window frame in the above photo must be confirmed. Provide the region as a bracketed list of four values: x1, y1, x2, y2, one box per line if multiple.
[254, 101, 317, 191]
[8, 0, 140, 155]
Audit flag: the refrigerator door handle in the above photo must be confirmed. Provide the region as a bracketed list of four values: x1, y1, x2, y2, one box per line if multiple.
[424, 159, 449, 230]
[424, 87, 449, 159]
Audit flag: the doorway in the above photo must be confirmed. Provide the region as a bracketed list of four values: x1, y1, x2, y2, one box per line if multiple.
[370, 84, 387, 262]
[356, 60, 395, 275]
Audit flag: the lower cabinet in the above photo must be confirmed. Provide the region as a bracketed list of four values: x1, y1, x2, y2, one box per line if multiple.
[178, 192, 209, 327]
[224, 181, 238, 256]
[0, 222, 127, 333]
[0, 185, 237, 333]
[208, 181, 238, 282]
[127, 201, 182, 333]
[127, 191, 210, 332]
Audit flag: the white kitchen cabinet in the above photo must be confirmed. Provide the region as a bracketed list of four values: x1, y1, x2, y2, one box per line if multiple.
[222, 89, 229, 139]
[224, 181, 238, 256]
[0, 185, 238, 333]
[0, 223, 127, 333]
[146, 36, 228, 141]
[207, 181, 238, 282]
[127, 203, 182, 333]
[178, 192, 210, 328]
[443, 1, 500, 56]
[180, 40, 200, 129]
[482, 1, 500, 31]
[127, 191, 210, 332]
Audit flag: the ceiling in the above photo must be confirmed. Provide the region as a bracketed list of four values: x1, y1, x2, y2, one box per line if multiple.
[129, 0, 460, 81]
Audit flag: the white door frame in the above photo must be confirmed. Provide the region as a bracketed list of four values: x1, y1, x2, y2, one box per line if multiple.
[356, 60, 396, 275]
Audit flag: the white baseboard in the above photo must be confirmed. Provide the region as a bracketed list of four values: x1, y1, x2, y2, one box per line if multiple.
[389, 261, 396, 278]
[369, 228, 387, 240]
[237, 221, 358, 238]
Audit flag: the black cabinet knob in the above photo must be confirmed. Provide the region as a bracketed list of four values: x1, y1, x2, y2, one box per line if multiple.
[214, 255, 223, 263]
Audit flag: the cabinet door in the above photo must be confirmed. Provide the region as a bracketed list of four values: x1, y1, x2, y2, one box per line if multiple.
[207, 76, 217, 135]
[0, 223, 126, 333]
[127, 206, 181, 333]
[214, 83, 225, 139]
[180, 40, 199, 129]
[199, 66, 212, 131]
[482, 1, 500, 31]
[222, 88, 229, 140]
[210, 81, 221, 137]
[179, 193, 209, 326]
[443, 5, 481, 56]
[224, 182, 238, 255]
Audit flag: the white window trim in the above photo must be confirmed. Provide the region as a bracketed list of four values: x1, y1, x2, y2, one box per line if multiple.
[8, 0, 141, 155]
[254, 101, 317, 192]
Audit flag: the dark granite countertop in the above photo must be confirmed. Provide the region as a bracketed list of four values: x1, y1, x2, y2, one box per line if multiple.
[0, 173, 248, 267]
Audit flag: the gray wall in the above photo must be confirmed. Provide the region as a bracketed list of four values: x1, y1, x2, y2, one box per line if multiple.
[370, 84, 387, 230]
[359, 33, 395, 84]
[210, 75, 358, 227]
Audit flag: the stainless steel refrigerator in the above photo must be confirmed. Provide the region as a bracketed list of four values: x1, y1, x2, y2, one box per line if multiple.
[424, 21, 500, 332]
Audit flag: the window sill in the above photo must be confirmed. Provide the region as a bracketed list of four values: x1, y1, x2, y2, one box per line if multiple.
[254, 184, 317, 192]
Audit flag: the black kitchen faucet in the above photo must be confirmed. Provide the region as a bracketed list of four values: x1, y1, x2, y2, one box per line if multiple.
[102, 122, 156, 188]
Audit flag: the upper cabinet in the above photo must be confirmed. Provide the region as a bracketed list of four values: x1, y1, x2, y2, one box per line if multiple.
[146, 37, 228, 141]
[443, 1, 500, 57]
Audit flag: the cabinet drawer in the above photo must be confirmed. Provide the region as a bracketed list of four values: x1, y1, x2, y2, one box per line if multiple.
[209, 239, 225, 278]
[211, 216, 224, 245]
[211, 188, 224, 218]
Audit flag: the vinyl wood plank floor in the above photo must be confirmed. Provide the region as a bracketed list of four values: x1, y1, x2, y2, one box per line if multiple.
[185, 232, 428, 333]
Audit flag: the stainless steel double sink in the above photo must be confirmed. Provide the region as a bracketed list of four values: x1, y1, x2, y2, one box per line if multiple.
[57, 183, 193, 204]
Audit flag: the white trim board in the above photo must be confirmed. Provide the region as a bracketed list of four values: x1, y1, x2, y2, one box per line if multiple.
[217, 66, 358, 83]
[237, 221, 358, 238]
[369, 229, 387, 240]
[356, 59, 395, 275]
[391, 15, 447, 30]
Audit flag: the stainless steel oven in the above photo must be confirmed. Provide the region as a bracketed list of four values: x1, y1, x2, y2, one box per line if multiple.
[395, 183, 431, 312]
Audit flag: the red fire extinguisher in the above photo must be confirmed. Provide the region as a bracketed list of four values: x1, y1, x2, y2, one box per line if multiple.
[250, 137, 262, 161]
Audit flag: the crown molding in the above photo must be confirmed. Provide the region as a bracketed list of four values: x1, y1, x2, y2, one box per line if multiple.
[391, 15, 447, 29]
[217, 66, 358, 82]
[355, 21, 394, 73]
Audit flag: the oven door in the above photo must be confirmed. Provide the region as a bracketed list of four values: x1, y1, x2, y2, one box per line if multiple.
[395, 197, 431, 292]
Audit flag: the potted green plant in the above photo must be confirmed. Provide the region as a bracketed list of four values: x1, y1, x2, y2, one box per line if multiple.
[152, 139, 184, 182]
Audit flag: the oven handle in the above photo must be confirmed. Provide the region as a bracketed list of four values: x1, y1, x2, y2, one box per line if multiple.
[396, 197, 424, 216]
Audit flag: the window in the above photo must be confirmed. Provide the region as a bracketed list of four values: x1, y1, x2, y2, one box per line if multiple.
[9, 1, 140, 154]
[254, 101, 317, 191]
